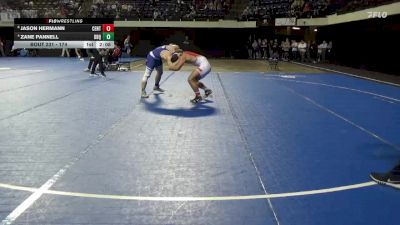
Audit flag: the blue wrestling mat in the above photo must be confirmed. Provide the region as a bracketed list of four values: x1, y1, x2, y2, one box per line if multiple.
[0, 58, 399, 225]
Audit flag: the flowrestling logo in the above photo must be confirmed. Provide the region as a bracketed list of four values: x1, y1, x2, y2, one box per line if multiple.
[367, 11, 388, 18]
[47, 19, 84, 24]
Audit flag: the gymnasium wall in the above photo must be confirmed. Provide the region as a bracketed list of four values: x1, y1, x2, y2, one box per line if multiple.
[1, 17, 399, 75]
[316, 14, 400, 75]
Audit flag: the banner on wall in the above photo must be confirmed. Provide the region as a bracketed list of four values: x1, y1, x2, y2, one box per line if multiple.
[275, 18, 296, 26]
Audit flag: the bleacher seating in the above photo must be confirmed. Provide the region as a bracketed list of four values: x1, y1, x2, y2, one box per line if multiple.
[0, 0, 84, 20]
[0, 0, 396, 22]
[88, 0, 229, 21]
[240, 0, 396, 21]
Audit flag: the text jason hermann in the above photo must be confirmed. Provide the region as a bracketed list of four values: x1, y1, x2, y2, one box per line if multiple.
[19, 26, 66, 31]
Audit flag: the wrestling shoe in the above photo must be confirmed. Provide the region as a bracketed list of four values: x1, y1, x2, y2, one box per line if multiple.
[370, 171, 400, 189]
[153, 86, 165, 92]
[190, 95, 202, 104]
[141, 91, 149, 98]
[204, 89, 213, 98]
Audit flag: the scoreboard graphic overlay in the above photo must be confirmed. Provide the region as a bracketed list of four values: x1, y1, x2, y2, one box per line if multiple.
[14, 18, 115, 49]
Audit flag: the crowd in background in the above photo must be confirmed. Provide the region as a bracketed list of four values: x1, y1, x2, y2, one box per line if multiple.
[241, 0, 292, 21]
[246, 35, 333, 63]
[0, 0, 83, 19]
[88, 0, 232, 20]
[0, 1, 38, 19]
[0, 0, 395, 21]
[241, 0, 395, 20]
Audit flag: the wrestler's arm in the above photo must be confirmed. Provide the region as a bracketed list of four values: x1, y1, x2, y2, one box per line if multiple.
[161, 51, 185, 71]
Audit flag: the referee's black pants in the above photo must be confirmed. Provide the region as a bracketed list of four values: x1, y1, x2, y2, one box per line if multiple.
[91, 54, 105, 75]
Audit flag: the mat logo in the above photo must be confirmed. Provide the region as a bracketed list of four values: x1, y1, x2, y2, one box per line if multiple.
[367, 11, 387, 18]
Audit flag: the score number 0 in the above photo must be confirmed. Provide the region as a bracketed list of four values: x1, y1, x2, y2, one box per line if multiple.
[102, 24, 114, 41]
[103, 24, 114, 32]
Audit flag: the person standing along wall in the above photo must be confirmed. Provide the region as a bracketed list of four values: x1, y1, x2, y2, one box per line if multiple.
[298, 40, 307, 62]
[0, 37, 5, 57]
[321, 40, 328, 62]
[123, 35, 133, 56]
[291, 40, 298, 61]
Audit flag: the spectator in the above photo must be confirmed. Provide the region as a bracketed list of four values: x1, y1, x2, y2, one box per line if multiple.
[242, 6, 250, 20]
[183, 36, 190, 45]
[310, 41, 318, 63]
[268, 40, 274, 59]
[246, 35, 252, 59]
[5, 39, 12, 56]
[61, 48, 70, 57]
[320, 40, 327, 62]
[185, 4, 196, 19]
[223, 0, 230, 14]
[327, 40, 333, 61]
[108, 42, 122, 63]
[126, 4, 132, 13]
[75, 49, 83, 60]
[317, 42, 323, 62]
[292, 0, 305, 17]
[298, 40, 307, 62]
[20, 48, 29, 57]
[302, 1, 313, 18]
[10, 44, 18, 57]
[281, 38, 290, 61]
[251, 39, 259, 59]
[313, 0, 329, 17]
[257, 38, 262, 59]
[123, 35, 132, 55]
[291, 40, 298, 61]
[271, 42, 279, 59]
[217, 0, 222, 11]
[0, 37, 5, 57]
[153, 9, 160, 20]
[261, 38, 268, 59]
[306, 40, 312, 62]
[208, 0, 215, 10]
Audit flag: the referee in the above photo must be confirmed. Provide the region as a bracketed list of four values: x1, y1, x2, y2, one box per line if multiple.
[86, 48, 106, 77]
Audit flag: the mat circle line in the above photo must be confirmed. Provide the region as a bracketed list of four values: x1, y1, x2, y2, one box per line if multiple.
[0, 181, 376, 201]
